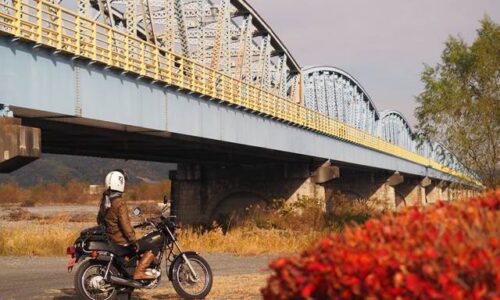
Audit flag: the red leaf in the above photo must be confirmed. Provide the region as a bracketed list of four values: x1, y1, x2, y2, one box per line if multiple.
[405, 274, 422, 294]
[301, 284, 315, 298]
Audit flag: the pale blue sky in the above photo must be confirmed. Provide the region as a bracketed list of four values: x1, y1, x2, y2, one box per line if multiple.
[248, 0, 500, 126]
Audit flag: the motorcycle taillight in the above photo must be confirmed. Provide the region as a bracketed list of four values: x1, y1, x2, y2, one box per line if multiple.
[67, 246, 76, 256]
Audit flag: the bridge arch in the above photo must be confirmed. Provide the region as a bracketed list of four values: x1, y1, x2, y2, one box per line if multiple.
[378, 110, 415, 152]
[208, 191, 267, 226]
[415, 138, 433, 159]
[302, 66, 380, 134]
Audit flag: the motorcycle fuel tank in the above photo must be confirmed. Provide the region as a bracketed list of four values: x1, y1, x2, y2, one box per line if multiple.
[141, 231, 165, 251]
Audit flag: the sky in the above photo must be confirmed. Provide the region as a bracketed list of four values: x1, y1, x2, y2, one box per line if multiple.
[246, 0, 500, 126]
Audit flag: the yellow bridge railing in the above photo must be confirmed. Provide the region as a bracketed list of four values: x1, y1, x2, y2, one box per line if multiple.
[0, 0, 481, 186]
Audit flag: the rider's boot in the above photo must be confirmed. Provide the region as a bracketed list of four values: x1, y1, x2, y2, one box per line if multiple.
[133, 251, 156, 280]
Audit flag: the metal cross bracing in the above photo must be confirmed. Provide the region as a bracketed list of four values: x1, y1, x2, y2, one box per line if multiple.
[0, 0, 480, 185]
[303, 66, 480, 183]
[32, 0, 302, 97]
[304, 66, 378, 135]
[379, 110, 415, 152]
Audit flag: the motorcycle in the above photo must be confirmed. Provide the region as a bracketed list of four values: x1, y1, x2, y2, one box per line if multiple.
[66, 201, 212, 300]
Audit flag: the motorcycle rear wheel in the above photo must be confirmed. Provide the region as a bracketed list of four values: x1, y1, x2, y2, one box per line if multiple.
[74, 260, 118, 300]
[171, 253, 213, 299]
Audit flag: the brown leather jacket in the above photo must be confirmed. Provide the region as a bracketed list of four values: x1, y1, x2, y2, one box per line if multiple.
[97, 194, 137, 246]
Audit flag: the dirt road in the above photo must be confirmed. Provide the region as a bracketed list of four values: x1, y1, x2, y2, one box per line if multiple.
[0, 253, 277, 299]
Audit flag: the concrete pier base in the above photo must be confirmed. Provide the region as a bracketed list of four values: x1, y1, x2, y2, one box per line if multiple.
[0, 117, 41, 172]
[170, 162, 322, 225]
[170, 162, 482, 225]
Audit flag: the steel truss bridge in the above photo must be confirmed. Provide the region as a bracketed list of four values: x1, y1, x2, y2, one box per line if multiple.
[0, 0, 480, 186]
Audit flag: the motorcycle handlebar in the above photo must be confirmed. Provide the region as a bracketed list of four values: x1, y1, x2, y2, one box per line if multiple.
[133, 216, 178, 229]
[133, 221, 150, 229]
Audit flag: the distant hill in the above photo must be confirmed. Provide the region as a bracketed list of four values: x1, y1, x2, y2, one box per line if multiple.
[0, 154, 176, 187]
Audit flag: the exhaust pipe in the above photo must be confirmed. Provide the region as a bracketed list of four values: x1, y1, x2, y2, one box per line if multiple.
[108, 275, 144, 288]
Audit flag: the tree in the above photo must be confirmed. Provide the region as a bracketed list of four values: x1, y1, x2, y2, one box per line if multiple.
[416, 16, 500, 188]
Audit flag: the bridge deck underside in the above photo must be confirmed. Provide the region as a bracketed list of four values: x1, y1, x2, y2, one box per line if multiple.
[0, 37, 462, 184]
[21, 116, 313, 165]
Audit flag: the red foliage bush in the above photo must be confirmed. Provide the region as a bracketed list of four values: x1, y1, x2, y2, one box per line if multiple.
[262, 190, 500, 300]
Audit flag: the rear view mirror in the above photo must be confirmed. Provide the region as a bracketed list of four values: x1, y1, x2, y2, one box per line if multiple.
[133, 207, 142, 217]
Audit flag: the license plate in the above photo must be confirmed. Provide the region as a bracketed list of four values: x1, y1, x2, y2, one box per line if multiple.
[67, 257, 77, 272]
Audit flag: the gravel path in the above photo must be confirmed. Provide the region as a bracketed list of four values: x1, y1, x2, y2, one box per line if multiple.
[0, 254, 276, 299]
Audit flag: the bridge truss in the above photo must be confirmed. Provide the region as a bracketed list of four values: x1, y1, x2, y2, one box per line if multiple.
[303, 67, 476, 182]
[0, 0, 480, 185]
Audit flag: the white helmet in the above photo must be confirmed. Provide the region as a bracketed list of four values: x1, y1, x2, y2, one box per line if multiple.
[104, 170, 126, 193]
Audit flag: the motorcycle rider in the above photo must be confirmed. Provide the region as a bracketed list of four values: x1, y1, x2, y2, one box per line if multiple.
[97, 170, 156, 280]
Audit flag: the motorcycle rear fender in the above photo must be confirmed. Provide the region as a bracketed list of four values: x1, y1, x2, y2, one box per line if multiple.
[87, 241, 109, 251]
[75, 252, 112, 263]
[75, 240, 114, 263]
[168, 251, 199, 281]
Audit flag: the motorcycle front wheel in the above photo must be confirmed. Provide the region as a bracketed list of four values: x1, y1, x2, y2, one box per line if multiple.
[171, 253, 213, 299]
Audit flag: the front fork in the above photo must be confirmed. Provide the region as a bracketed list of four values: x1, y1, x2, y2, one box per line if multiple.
[173, 240, 199, 280]
[167, 226, 199, 280]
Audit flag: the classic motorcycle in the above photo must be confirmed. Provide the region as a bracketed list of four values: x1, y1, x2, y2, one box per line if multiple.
[66, 203, 212, 300]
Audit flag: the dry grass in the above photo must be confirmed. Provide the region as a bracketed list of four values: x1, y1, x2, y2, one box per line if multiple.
[5, 208, 35, 221]
[4, 208, 95, 223]
[0, 224, 322, 256]
[218, 195, 380, 233]
[0, 195, 379, 257]
[0, 224, 81, 256]
[178, 227, 324, 256]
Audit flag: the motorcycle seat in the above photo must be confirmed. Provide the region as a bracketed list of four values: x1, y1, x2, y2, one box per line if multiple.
[86, 240, 135, 257]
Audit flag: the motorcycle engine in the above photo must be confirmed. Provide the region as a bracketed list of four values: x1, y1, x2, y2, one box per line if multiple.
[143, 268, 161, 289]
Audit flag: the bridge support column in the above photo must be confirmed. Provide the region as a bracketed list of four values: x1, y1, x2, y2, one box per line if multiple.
[370, 182, 397, 210]
[0, 117, 41, 172]
[322, 170, 400, 212]
[170, 162, 323, 225]
[458, 186, 468, 200]
[425, 180, 447, 204]
[169, 164, 204, 225]
[440, 183, 451, 201]
[446, 184, 470, 201]
[395, 177, 426, 207]
[360, 171, 404, 210]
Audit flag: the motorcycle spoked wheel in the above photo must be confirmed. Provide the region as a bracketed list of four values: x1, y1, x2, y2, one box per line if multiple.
[171, 253, 213, 299]
[74, 260, 118, 300]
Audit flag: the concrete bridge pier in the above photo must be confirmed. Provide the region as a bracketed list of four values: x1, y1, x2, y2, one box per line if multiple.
[447, 184, 465, 201]
[394, 176, 431, 208]
[170, 162, 401, 225]
[433, 183, 481, 202]
[0, 116, 41, 172]
[170, 161, 481, 225]
[425, 180, 447, 204]
[170, 162, 323, 225]
[322, 170, 401, 212]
